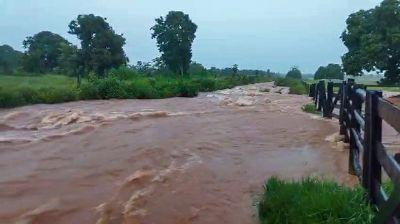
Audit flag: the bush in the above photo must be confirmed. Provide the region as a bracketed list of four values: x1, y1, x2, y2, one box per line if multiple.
[0, 88, 24, 108]
[289, 82, 307, 95]
[109, 66, 137, 80]
[258, 177, 372, 224]
[19, 87, 41, 104]
[95, 77, 127, 99]
[0, 86, 78, 107]
[302, 103, 319, 114]
[195, 78, 217, 92]
[79, 82, 100, 100]
[37, 87, 78, 104]
[275, 77, 307, 95]
[129, 79, 159, 99]
[177, 80, 199, 97]
[0, 73, 274, 108]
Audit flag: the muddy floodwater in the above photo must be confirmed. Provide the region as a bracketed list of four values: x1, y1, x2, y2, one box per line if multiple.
[0, 83, 366, 224]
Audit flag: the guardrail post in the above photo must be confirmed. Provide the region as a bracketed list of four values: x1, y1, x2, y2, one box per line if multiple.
[317, 80, 325, 112]
[339, 81, 347, 135]
[324, 82, 334, 118]
[314, 83, 319, 107]
[363, 91, 382, 205]
[309, 83, 316, 98]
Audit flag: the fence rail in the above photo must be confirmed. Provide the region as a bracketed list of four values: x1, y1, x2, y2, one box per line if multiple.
[309, 80, 400, 223]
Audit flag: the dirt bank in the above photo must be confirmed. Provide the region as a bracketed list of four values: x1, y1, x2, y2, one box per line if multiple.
[0, 83, 355, 224]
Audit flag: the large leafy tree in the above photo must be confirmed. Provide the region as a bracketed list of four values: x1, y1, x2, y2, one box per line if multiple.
[151, 11, 197, 76]
[341, 0, 400, 84]
[314, 64, 344, 80]
[286, 67, 302, 79]
[22, 31, 71, 73]
[68, 14, 128, 76]
[0, 45, 23, 74]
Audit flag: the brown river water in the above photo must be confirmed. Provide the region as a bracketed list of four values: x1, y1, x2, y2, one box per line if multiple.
[0, 82, 397, 224]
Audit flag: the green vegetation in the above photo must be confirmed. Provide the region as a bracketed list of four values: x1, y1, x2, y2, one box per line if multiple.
[368, 86, 400, 92]
[22, 31, 74, 74]
[286, 67, 302, 80]
[69, 14, 128, 77]
[314, 64, 344, 80]
[0, 45, 23, 74]
[151, 11, 197, 76]
[302, 103, 319, 114]
[342, 0, 400, 85]
[0, 10, 312, 109]
[276, 77, 307, 95]
[258, 177, 373, 224]
[0, 70, 273, 108]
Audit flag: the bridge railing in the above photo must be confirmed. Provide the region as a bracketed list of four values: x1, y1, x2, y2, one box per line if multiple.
[309, 80, 400, 223]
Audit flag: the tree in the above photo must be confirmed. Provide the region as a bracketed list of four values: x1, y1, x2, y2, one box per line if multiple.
[286, 67, 302, 79]
[68, 14, 128, 76]
[22, 31, 71, 73]
[314, 64, 345, 80]
[189, 62, 206, 74]
[232, 64, 239, 76]
[151, 11, 197, 76]
[341, 0, 400, 84]
[0, 45, 23, 74]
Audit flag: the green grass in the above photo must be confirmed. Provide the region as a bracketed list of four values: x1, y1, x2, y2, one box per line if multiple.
[367, 86, 400, 92]
[0, 73, 273, 108]
[275, 77, 308, 95]
[0, 74, 76, 90]
[302, 103, 319, 114]
[258, 177, 373, 224]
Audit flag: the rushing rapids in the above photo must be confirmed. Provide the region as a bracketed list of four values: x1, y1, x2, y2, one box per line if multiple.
[1, 82, 397, 224]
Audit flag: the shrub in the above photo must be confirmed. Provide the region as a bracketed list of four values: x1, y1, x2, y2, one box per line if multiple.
[109, 66, 137, 80]
[302, 103, 319, 114]
[275, 77, 307, 95]
[0, 88, 24, 108]
[196, 78, 217, 92]
[79, 82, 100, 100]
[129, 79, 159, 99]
[258, 177, 372, 224]
[95, 77, 127, 99]
[19, 87, 41, 104]
[289, 82, 307, 95]
[37, 87, 78, 104]
[177, 80, 199, 97]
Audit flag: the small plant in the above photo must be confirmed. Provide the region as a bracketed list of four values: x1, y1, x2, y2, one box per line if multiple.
[302, 103, 319, 114]
[258, 177, 373, 224]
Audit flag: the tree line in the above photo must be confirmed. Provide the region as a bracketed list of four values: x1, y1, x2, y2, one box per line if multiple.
[0, 12, 205, 79]
[3, 0, 399, 84]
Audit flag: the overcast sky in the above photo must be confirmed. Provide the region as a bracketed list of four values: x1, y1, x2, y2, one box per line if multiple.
[0, 0, 381, 73]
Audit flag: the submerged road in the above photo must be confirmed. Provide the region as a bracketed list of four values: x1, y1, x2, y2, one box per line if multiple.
[0, 83, 355, 224]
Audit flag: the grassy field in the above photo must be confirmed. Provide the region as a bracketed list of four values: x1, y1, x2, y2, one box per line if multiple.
[367, 86, 400, 92]
[0, 74, 77, 90]
[258, 177, 373, 224]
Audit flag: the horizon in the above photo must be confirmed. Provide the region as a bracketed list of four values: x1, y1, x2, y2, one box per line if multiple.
[0, 0, 382, 73]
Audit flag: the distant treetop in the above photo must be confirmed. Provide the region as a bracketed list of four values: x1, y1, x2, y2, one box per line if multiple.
[314, 64, 344, 80]
[286, 67, 302, 80]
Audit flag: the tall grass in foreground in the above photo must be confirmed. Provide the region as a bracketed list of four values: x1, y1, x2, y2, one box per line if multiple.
[258, 177, 373, 224]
